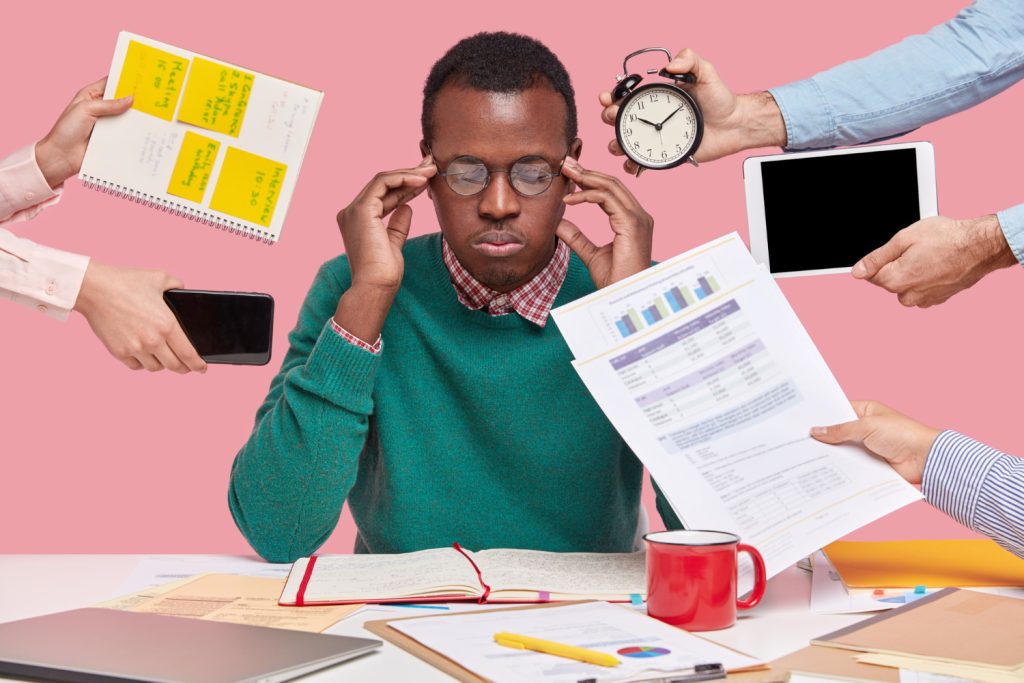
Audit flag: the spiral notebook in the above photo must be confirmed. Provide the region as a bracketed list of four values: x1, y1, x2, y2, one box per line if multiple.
[80, 31, 323, 244]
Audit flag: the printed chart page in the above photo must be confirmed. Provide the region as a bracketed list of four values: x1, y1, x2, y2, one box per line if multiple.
[552, 233, 921, 578]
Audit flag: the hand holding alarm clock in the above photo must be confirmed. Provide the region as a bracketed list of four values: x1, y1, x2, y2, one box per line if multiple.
[612, 47, 704, 172]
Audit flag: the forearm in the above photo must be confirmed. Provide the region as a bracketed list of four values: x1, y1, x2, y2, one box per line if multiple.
[0, 229, 88, 319]
[923, 431, 1024, 559]
[333, 283, 397, 346]
[734, 91, 788, 151]
[229, 325, 381, 562]
[770, 0, 1024, 149]
[0, 144, 62, 224]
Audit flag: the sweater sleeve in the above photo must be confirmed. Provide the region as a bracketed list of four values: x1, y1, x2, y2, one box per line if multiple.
[228, 260, 381, 562]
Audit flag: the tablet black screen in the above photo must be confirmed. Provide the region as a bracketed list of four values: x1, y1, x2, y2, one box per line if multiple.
[760, 148, 921, 273]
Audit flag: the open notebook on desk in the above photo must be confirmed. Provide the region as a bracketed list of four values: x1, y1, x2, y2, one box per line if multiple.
[279, 545, 646, 606]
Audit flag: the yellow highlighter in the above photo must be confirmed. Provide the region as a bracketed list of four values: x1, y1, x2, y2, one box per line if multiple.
[494, 631, 621, 667]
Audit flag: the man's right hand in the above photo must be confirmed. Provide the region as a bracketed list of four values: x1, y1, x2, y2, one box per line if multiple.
[333, 156, 436, 343]
[599, 49, 787, 175]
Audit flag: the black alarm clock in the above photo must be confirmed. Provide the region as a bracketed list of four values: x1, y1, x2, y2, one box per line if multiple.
[613, 47, 704, 171]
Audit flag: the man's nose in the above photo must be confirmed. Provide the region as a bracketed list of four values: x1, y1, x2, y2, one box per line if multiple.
[478, 172, 521, 221]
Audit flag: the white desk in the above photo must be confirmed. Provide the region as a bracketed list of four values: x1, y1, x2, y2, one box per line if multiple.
[0, 555, 867, 682]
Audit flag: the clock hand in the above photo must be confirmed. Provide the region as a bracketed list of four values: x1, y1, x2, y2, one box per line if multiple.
[636, 117, 659, 127]
[659, 104, 686, 126]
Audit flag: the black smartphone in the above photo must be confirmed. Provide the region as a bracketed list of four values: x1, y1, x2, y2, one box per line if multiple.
[162, 289, 274, 365]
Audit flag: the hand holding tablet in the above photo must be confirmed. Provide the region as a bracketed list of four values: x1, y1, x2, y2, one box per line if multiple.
[743, 142, 938, 278]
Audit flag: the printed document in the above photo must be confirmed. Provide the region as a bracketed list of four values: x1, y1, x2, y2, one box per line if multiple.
[551, 233, 921, 579]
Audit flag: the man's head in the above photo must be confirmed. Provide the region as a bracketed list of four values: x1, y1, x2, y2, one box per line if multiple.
[421, 32, 582, 292]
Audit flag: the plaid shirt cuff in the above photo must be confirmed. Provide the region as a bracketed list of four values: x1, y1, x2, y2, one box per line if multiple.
[329, 317, 382, 354]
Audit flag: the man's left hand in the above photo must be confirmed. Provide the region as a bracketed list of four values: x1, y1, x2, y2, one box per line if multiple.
[852, 214, 1018, 308]
[556, 157, 654, 288]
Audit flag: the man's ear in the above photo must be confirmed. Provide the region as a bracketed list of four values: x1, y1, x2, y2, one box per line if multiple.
[565, 137, 583, 194]
[419, 139, 434, 198]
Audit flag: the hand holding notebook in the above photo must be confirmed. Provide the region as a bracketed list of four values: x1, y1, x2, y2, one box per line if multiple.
[80, 31, 323, 243]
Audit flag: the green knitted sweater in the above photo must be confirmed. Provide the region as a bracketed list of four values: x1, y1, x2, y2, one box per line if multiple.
[229, 233, 680, 563]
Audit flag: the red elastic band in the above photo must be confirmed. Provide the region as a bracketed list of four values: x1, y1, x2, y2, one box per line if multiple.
[295, 555, 318, 606]
[453, 542, 491, 603]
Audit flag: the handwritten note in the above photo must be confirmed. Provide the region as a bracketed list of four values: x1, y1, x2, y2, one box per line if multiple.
[209, 147, 287, 227]
[167, 131, 220, 202]
[177, 57, 254, 137]
[115, 40, 189, 121]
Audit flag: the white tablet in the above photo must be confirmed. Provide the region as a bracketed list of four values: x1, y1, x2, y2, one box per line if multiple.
[743, 141, 937, 277]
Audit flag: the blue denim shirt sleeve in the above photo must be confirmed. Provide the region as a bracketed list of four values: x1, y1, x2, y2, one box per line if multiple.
[768, 0, 1024, 150]
[997, 204, 1024, 267]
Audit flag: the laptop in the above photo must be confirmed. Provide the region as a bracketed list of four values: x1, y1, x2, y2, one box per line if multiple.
[0, 608, 381, 682]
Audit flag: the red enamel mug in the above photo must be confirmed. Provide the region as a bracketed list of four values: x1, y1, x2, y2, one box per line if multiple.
[644, 530, 767, 631]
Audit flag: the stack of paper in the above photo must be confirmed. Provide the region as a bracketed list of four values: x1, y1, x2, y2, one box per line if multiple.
[381, 601, 764, 683]
[551, 233, 921, 582]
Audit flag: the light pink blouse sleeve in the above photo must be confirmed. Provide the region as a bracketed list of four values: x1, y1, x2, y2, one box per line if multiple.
[0, 143, 88, 320]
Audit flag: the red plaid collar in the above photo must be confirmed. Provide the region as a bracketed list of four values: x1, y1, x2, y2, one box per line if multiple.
[441, 237, 569, 328]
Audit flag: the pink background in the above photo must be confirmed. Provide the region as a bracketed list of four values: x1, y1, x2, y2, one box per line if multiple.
[2, 0, 1016, 553]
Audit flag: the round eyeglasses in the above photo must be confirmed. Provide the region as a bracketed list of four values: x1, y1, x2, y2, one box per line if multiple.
[436, 153, 566, 197]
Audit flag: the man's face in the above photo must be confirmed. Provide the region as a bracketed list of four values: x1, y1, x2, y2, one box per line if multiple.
[423, 84, 582, 292]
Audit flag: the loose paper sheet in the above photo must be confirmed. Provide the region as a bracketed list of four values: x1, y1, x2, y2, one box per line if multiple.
[551, 233, 922, 582]
[392, 601, 762, 683]
[98, 573, 359, 633]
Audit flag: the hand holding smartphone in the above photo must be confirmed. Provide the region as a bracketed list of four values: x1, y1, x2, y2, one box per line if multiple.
[162, 289, 274, 365]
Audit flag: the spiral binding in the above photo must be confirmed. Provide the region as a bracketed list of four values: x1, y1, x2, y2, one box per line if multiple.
[80, 175, 277, 245]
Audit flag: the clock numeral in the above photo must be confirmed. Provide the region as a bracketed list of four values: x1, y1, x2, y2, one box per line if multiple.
[636, 100, 645, 111]
[662, 150, 668, 160]
[628, 113, 637, 122]
[624, 128, 633, 136]
[649, 93, 658, 102]
[676, 144, 683, 152]
[633, 140, 640, 150]
[646, 149, 652, 157]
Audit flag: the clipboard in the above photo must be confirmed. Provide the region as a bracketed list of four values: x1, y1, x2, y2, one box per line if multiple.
[364, 600, 772, 683]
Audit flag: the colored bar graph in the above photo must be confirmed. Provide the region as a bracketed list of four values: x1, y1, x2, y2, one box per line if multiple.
[648, 305, 662, 322]
[622, 315, 637, 334]
[616, 320, 630, 337]
[628, 308, 643, 331]
[698, 276, 715, 296]
[642, 309, 656, 325]
[695, 287, 707, 300]
[655, 298, 670, 319]
[680, 287, 695, 305]
[706, 275, 720, 292]
[668, 287, 687, 311]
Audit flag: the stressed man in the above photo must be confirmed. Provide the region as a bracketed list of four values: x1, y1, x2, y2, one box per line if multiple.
[229, 32, 680, 563]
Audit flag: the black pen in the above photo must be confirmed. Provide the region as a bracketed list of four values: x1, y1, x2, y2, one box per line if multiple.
[577, 662, 726, 683]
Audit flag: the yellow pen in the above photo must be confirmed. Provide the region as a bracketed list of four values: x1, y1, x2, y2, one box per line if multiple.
[494, 631, 621, 667]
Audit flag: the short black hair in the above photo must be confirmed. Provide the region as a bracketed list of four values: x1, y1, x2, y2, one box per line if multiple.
[421, 32, 577, 144]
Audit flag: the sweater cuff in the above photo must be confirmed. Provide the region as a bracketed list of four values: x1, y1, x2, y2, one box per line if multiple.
[303, 319, 381, 411]
[921, 430, 1000, 530]
[996, 204, 1024, 267]
[769, 78, 835, 150]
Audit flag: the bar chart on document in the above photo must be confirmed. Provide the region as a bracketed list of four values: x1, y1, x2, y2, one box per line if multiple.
[598, 258, 723, 341]
[552, 233, 921, 579]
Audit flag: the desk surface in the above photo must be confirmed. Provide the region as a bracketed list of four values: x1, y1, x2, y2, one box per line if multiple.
[0, 555, 866, 682]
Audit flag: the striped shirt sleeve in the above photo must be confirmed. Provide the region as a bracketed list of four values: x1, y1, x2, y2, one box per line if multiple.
[922, 430, 1024, 558]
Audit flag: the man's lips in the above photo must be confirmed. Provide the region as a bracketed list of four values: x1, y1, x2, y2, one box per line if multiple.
[472, 232, 526, 257]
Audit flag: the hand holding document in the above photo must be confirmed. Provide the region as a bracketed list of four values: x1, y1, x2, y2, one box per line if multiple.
[551, 233, 922, 581]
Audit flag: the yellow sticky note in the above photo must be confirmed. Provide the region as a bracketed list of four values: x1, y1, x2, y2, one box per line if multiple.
[115, 40, 189, 121]
[210, 147, 287, 227]
[177, 57, 255, 137]
[167, 131, 221, 203]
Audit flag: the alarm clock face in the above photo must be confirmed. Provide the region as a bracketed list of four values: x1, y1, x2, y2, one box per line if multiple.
[616, 84, 702, 170]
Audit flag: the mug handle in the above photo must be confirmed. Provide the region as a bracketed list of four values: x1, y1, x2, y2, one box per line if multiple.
[736, 543, 767, 610]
